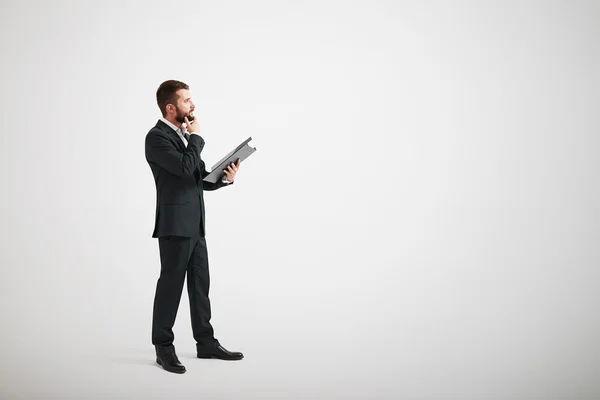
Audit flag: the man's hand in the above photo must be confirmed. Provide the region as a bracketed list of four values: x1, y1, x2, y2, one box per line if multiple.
[184, 115, 200, 134]
[223, 159, 241, 182]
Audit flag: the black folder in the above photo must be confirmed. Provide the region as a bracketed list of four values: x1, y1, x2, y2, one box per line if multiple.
[202, 137, 257, 183]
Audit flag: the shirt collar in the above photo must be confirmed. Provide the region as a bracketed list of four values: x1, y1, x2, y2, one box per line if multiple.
[160, 117, 187, 134]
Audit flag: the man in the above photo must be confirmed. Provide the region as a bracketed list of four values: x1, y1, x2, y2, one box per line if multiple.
[145, 80, 243, 374]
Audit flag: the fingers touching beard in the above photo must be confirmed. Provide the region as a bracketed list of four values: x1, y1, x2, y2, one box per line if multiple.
[174, 106, 194, 123]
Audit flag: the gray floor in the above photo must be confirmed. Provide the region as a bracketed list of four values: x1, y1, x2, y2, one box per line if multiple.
[1, 234, 599, 400]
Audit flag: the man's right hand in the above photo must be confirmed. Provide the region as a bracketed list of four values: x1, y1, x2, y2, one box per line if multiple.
[184, 116, 200, 134]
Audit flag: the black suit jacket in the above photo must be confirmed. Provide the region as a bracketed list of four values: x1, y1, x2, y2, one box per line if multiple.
[145, 120, 232, 238]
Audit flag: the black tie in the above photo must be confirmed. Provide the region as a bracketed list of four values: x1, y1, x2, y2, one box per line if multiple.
[184, 132, 190, 142]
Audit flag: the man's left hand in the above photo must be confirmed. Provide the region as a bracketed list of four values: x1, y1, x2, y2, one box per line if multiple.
[224, 159, 241, 182]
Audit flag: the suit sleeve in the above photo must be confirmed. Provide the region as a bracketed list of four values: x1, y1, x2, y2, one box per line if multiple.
[145, 131, 204, 177]
[200, 162, 233, 191]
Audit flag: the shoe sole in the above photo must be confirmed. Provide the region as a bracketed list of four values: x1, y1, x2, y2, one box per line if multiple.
[197, 355, 243, 360]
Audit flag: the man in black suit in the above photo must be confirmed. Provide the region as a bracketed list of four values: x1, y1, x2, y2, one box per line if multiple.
[145, 80, 243, 374]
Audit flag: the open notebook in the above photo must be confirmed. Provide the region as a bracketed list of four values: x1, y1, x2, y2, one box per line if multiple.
[202, 137, 257, 183]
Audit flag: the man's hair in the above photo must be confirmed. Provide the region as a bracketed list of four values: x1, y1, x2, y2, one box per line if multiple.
[156, 80, 189, 117]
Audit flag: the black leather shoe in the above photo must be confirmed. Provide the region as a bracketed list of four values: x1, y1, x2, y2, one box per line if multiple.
[156, 353, 186, 373]
[197, 344, 243, 360]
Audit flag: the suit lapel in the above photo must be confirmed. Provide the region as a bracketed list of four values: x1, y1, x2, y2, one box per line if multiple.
[156, 120, 186, 152]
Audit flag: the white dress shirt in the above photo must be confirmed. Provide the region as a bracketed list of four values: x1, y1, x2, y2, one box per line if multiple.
[160, 118, 232, 184]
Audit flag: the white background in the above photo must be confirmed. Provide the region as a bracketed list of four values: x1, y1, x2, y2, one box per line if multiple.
[1, 0, 599, 399]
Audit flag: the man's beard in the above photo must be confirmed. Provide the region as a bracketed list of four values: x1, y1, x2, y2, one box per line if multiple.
[174, 108, 194, 124]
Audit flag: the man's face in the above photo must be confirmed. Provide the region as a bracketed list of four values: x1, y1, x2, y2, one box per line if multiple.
[172, 89, 195, 123]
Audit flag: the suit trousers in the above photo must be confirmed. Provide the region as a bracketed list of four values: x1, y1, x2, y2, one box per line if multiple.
[152, 230, 215, 355]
